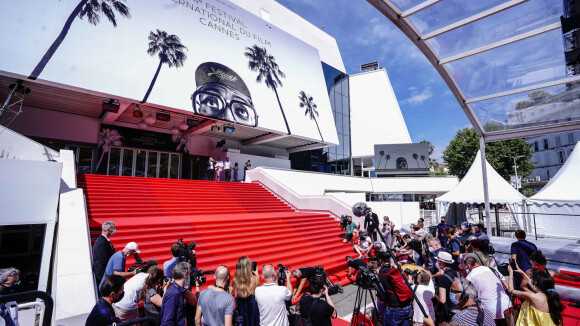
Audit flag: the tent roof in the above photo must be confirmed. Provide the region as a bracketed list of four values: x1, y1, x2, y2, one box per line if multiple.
[529, 141, 580, 205]
[437, 150, 526, 204]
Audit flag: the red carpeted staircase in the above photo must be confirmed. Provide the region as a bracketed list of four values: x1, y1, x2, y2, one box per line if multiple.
[79, 174, 355, 292]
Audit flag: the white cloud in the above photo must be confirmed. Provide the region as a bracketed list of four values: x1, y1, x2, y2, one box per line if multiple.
[402, 87, 432, 105]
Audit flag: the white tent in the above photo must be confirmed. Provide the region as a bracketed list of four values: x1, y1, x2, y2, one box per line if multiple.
[526, 141, 580, 239]
[436, 151, 526, 228]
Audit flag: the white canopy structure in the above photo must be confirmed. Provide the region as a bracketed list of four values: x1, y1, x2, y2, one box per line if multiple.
[436, 151, 526, 231]
[437, 151, 526, 204]
[526, 142, 580, 239]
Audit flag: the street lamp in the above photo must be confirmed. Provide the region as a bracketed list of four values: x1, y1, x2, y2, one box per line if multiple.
[503, 155, 526, 189]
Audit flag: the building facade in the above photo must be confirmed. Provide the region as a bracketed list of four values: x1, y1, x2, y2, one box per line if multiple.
[527, 130, 580, 181]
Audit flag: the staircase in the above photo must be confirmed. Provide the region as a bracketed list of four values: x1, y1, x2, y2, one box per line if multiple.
[79, 174, 356, 290]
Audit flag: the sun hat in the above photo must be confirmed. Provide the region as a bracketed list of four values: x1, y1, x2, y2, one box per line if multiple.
[435, 251, 454, 264]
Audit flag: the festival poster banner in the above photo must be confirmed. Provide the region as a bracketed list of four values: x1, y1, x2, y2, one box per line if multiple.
[0, 0, 338, 144]
[374, 143, 430, 172]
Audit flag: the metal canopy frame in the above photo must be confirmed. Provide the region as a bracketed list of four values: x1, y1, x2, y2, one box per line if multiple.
[367, 0, 580, 233]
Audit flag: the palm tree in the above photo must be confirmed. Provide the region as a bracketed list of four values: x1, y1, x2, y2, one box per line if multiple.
[420, 155, 427, 168]
[384, 154, 391, 169]
[95, 128, 122, 172]
[244, 45, 290, 134]
[412, 153, 419, 167]
[142, 30, 188, 103]
[298, 91, 323, 141]
[377, 150, 385, 168]
[29, 0, 131, 80]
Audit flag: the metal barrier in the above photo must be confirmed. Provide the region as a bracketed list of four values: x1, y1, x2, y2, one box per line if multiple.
[0, 291, 53, 326]
[116, 316, 158, 326]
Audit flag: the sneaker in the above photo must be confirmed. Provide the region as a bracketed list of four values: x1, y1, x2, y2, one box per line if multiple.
[337, 283, 344, 294]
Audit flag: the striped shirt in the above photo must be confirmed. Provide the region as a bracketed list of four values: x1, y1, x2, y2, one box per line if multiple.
[451, 308, 496, 326]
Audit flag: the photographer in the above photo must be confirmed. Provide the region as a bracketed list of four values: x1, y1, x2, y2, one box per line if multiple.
[346, 256, 367, 278]
[161, 262, 199, 326]
[195, 266, 234, 326]
[407, 266, 436, 326]
[353, 231, 374, 259]
[164, 240, 197, 278]
[364, 207, 380, 241]
[367, 261, 413, 325]
[99, 242, 140, 289]
[254, 264, 292, 325]
[113, 260, 158, 322]
[298, 277, 336, 326]
[291, 267, 341, 301]
[342, 215, 359, 244]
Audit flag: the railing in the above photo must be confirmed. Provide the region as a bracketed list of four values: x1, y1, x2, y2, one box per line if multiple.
[247, 168, 355, 222]
[0, 291, 53, 326]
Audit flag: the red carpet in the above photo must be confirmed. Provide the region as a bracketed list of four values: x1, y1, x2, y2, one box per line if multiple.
[79, 174, 355, 290]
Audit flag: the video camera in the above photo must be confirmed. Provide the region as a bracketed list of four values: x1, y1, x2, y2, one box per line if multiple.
[277, 264, 291, 286]
[128, 253, 147, 273]
[177, 238, 197, 268]
[315, 265, 325, 278]
[355, 266, 386, 299]
[340, 215, 350, 228]
[191, 269, 214, 286]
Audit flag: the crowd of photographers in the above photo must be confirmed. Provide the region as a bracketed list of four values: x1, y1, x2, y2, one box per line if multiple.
[339, 209, 580, 326]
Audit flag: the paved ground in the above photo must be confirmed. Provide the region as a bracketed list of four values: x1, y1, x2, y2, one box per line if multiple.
[330, 284, 378, 320]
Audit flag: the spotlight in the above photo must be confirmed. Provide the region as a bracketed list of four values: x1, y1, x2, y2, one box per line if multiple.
[179, 118, 189, 131]
[224, 126, 235, 134]
[170, 123, 180, 135]
[102, 99, 120, 113]
[186, 118, 200, 127]
[144, 112, 156, 125]
[138, 120, 147, 129]
[156, 111, 170, 122]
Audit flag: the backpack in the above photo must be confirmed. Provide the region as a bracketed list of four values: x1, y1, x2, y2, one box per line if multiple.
[381, 268, 413, 303]
[294, 296, 318, 326]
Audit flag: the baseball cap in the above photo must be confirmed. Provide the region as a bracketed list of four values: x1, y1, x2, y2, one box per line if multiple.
[195, 62, 251, 99]
[125, 242, 140, 253]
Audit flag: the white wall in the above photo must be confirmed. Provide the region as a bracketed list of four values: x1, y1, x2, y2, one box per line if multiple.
[0, 125, 59, 161]
[349, 69, 412, 158]
[230, 0, 346, 73]
[369, 202, 421, 231]
[6, 105, 100, 144]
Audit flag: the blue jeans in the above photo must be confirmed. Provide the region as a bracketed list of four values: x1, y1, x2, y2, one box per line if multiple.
[383, 305, 412, 326]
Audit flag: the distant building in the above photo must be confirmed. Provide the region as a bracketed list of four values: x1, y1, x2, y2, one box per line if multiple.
[527, 131, 580, 181]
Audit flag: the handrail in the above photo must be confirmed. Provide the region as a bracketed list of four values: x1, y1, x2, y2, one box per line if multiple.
[0, 291, 53, 326]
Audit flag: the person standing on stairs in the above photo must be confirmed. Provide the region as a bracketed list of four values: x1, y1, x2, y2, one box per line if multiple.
[93, 221, 116, 292]
[364, 207, 380, 242]
[207, 157, 215, 181]
[224, 157, 232, 182]
[244, 160, 252, 181]
[233, 162, 239, 182]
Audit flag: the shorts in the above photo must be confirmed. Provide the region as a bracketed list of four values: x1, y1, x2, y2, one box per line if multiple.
[345, 233, 353, 241]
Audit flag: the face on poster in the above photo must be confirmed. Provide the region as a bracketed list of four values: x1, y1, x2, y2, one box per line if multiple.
[0, 0, 338, 144]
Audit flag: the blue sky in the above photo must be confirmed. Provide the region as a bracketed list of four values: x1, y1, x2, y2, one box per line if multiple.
[276, 0, 471, 162]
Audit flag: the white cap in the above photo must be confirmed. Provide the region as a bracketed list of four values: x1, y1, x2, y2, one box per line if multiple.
[125, 242, 140, 253]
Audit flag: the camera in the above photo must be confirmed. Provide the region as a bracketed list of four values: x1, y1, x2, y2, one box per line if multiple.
[315, 265, 325, 278]
[359, 231, 368, 241]
[404, 268, 420, 283]
[177, 238, 197, 268]
[127, 253, 147, 273]
[355, 266, 387, 299]
[277, 264, 291, 286]
[191, 269, 214, 286]
[340, 215, 349, 228]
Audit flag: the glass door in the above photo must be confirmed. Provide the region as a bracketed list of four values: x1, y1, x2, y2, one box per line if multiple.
[105, 147, 180, 178]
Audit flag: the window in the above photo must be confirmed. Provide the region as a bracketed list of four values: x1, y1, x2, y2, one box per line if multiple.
[543, 139, 549, 149]
[544, 153, 550, 165]
[558, 151, 565, 164]
[534, 142, 539, 152]
[569, 133, 575, 144]
[555, 136, 561, 147]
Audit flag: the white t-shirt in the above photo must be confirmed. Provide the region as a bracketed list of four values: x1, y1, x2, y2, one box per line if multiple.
[466, 266, 511, 319]
[114, 272, 149, 311]
[414, 228, 427, 239]
[224, 161, 231, 169]
[254, 283, 292, 326]
[413, 281, 436, 323]
[359, 237, 372, 250]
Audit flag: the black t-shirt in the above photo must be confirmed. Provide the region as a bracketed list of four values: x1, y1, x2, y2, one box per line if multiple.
[299, 295, 334, 326]
[299, 267, 317, 280]
[439, 268, 459, 311]
[347, 259, 367, 269]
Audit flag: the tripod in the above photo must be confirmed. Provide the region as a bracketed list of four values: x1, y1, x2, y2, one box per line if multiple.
[350, 275, 380, 326]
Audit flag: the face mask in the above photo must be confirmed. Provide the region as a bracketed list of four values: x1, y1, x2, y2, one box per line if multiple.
[113, 291, 125, 303]
[429, 247, 435, 253]
[111, 228, 116, 235]
[185, 278, 191, 288]
[449, 291, 460, 305]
